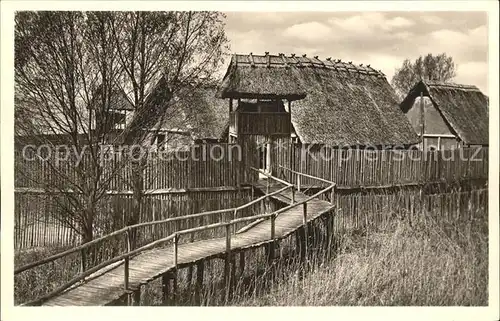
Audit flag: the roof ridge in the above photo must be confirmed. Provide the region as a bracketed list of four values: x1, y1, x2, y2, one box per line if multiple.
[232, 52, 386, 78]
[423, 81, 480, 91]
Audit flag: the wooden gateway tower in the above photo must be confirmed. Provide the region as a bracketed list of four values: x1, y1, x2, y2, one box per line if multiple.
[218, 52, 307, 176]
[217, 52, 420, 176]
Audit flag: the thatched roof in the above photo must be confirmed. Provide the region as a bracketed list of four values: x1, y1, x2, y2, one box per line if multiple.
[152, 85, 228, 140]
[89, 86, 134, 111]
[400, 80, 489, 145]
[219, 53, 419, 146]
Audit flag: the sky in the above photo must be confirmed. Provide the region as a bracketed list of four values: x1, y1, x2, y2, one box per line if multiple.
[223, 11, 489, 94]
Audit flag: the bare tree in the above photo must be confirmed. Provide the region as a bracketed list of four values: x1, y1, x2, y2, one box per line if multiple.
[391, 53, 457, 99]
[109, 11, 229, 247]
[15, 11, 229, 254]
[15, 11, 128, 266]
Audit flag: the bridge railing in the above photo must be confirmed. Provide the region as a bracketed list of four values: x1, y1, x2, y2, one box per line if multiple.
[279, 165, 336, 202]
[17, 171, 335, 306]
[15, 184, 295, 305]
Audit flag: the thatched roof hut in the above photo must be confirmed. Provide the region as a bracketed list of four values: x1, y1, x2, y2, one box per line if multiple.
[218, 53, 420, 147]
[148, 85, 228, 142]
[400, 80, 489, 146]
[89, 86, 135, 111]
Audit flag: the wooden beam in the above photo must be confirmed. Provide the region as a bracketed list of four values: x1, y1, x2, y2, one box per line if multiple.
[418, 133, 456, 139]
[420, 91, 425, 150]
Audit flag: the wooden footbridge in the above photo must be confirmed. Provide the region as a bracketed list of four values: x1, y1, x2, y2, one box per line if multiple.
[15, 167, 337, 306]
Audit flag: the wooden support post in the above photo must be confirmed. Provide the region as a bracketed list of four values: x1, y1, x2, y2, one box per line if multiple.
[419, 187, 424, 214]
[187, 225, 194, 295]
[291, 186, 295, 203]
[302, 202, 308, 226]
[236, 156, 241, 189]
[229, 256, 236, 302]
[297, 227, 306, 272]
[233, 209, 238, 234]
[297, 175, 301, 192]
[326, 213, 333, 260]
[172, 271, 178, 305]
[420, 91, 425, 150]
[80, 249, 86, 274]
[234, 109, 239, 135]
[271, 213, 276, 241]
[239, 251, 245, 277]
[266, 213, 276, 266]
[173, 234, 179, 266]
[195, 260, 204, 306]
[124, 230, 131, 290]
[124, 256, 129, 290]
[132, 287, 141, 306]
[224, 223, 232, 303]
[302, 203, 308, 263]
[268, 137, 274, 176]
[161, 273, 170, 305]
[172, 234, 179, 305]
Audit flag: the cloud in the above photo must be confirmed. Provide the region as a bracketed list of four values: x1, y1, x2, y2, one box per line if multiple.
[225, 12, 488, 92]
[327, 13, 414, 35]
[386, 17, 415, 28]
[421, 15, 444, 25]
[363, 53, 403, 79]
[425, 25, 488, 61]
[454, 61, 488, 94]
[282, 21, 333, 42]
[328, 13, 383, 35]
[226, 29, 266, 54]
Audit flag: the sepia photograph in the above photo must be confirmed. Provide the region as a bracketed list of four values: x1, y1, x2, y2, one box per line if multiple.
[1, 1, 499, 320]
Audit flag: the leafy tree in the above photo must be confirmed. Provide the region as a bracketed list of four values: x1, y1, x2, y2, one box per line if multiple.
[391, 53, 457, 99]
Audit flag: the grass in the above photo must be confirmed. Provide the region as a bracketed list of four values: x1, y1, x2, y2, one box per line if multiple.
[236, 213, 488, 306]
[14, 245, 80, 305]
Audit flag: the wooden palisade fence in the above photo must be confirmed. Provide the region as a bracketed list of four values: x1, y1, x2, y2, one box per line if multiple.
[273, 145, 488, 188]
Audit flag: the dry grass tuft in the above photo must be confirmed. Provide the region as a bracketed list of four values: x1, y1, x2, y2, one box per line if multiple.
[237, 214, 488, 306]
